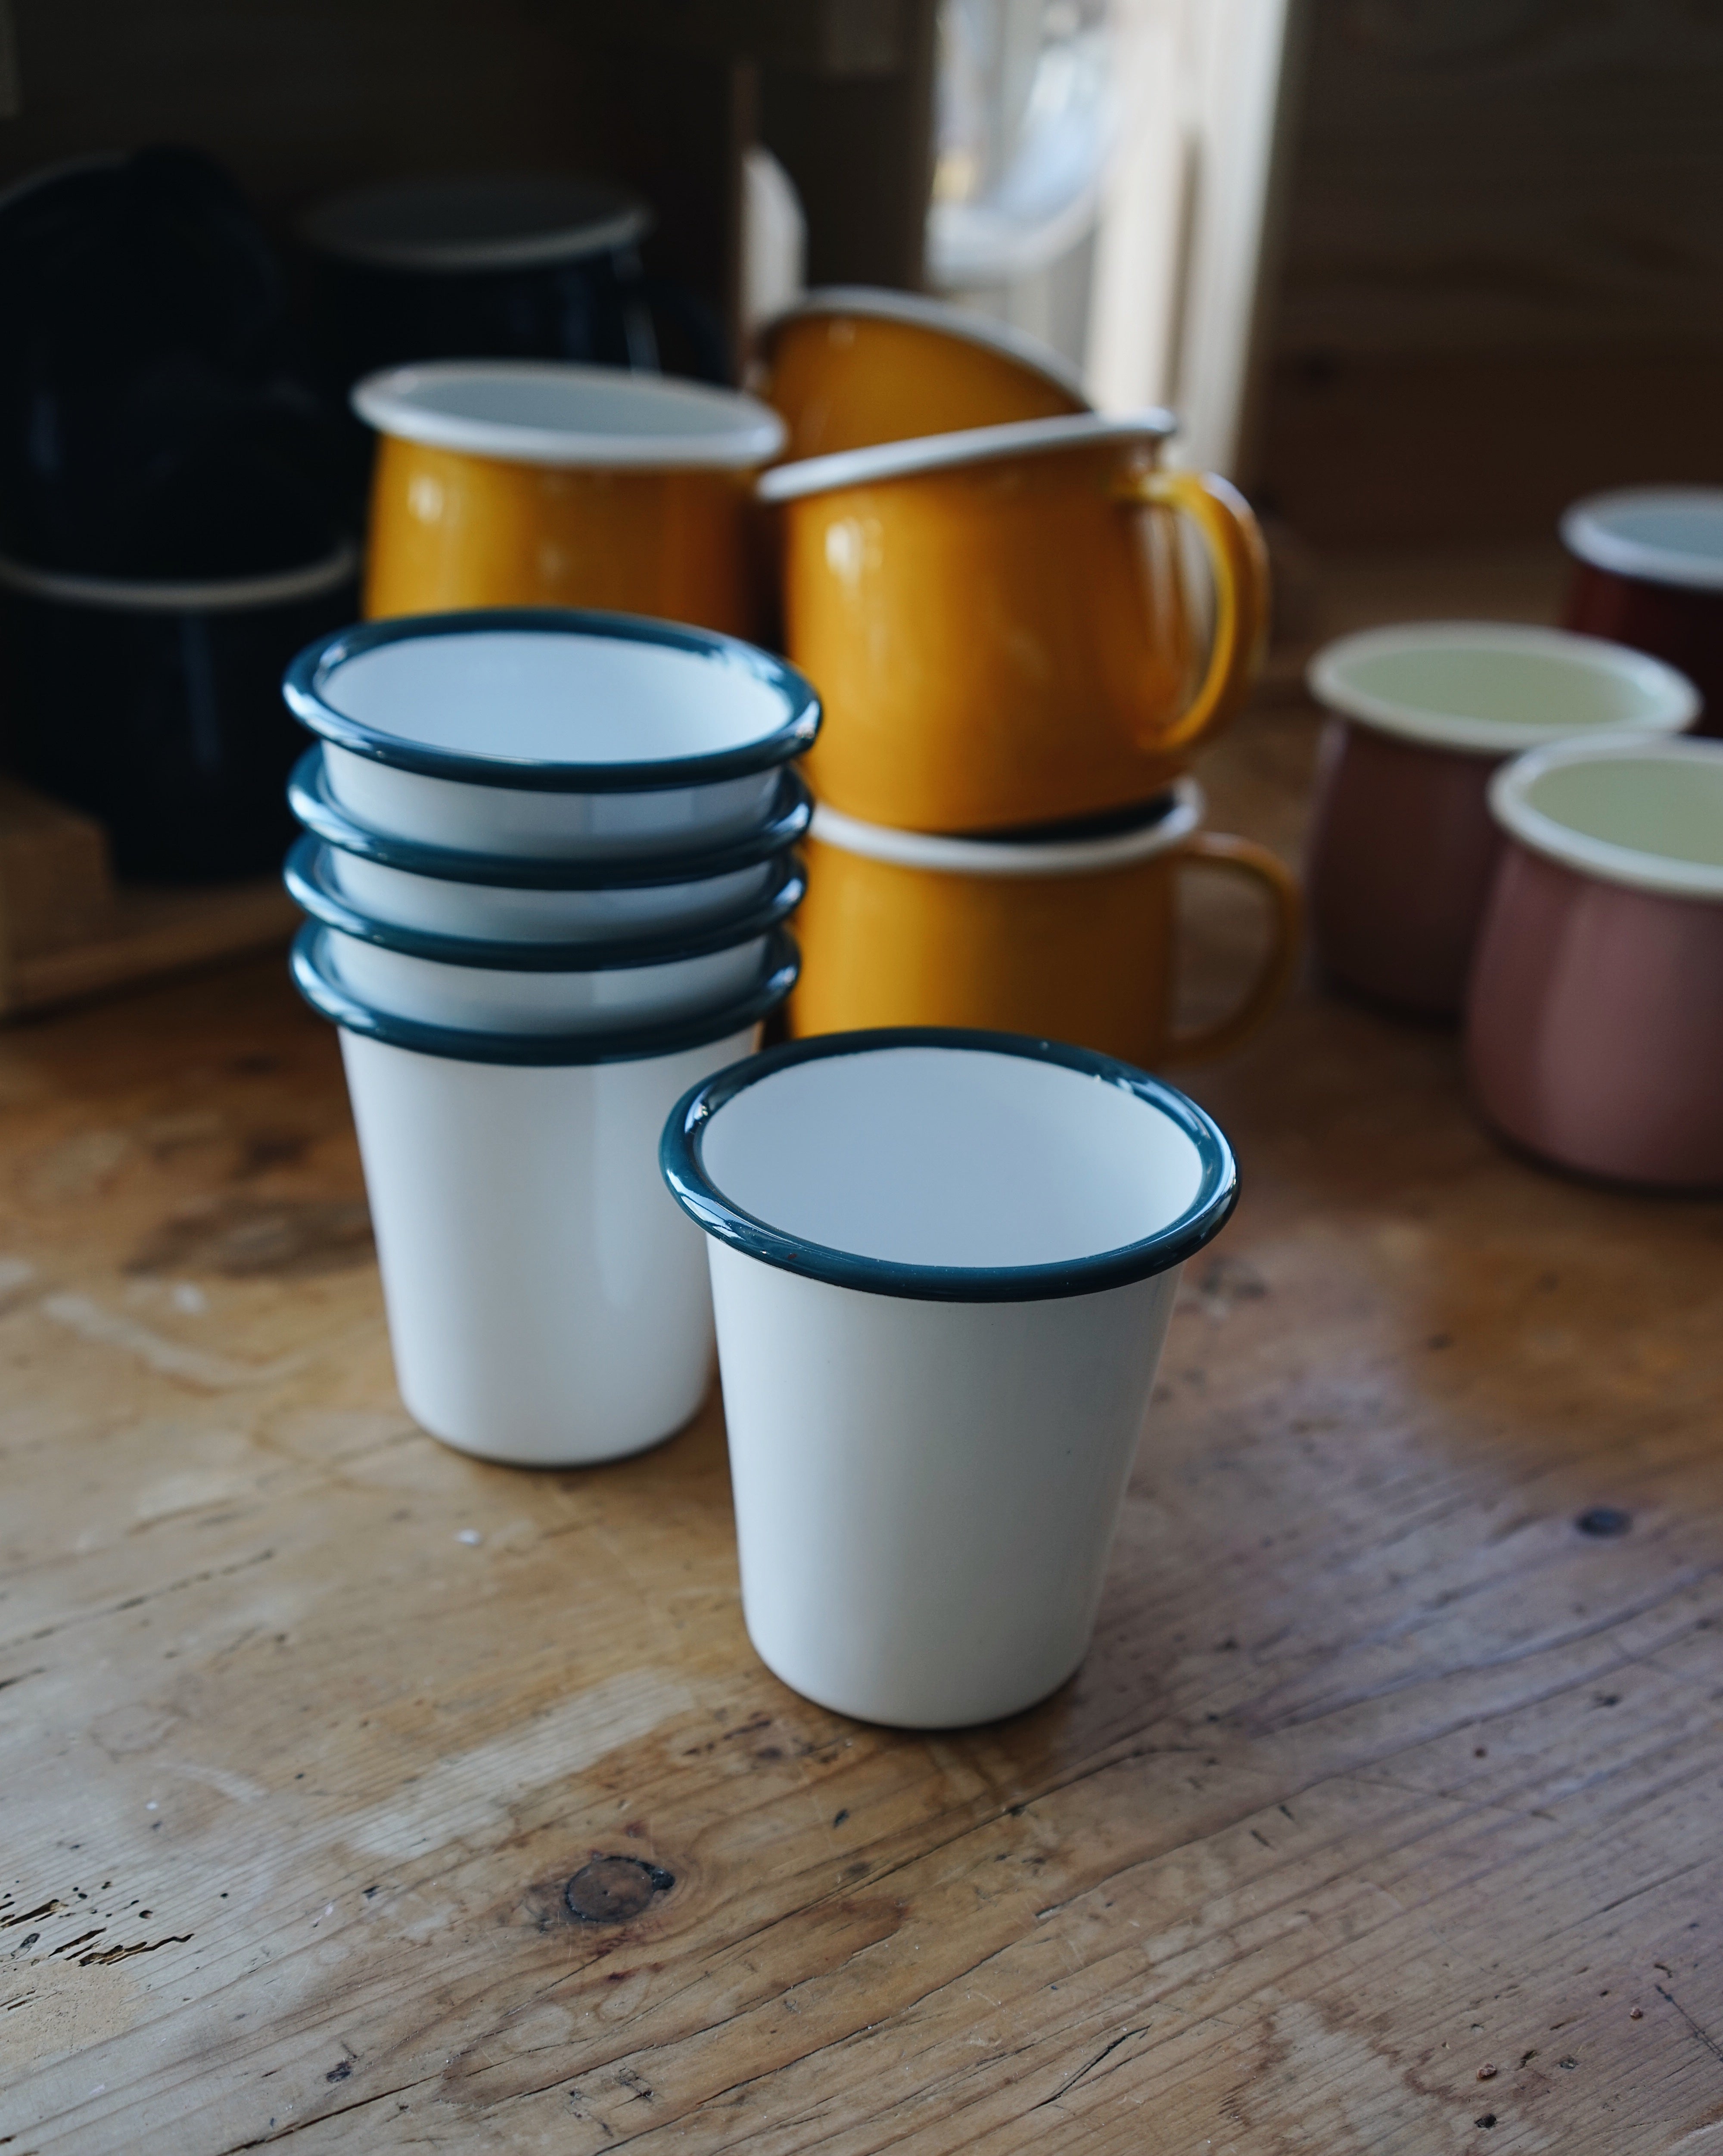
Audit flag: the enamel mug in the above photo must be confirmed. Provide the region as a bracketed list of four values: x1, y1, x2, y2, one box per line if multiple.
[759, 413, 1269, 833]
[1305, 622, 1699, 1017]
[354, 361, 785, 634]
[283, 609, 819, 860]
[293, 920, 798, 1465]
[1467, 736, 1723, 1190]
[0, 543, 357, 880]
[757, 286, 1089, 461]
[660, 1028, 1238, 1727]
[302, 174, 659, 389]
[1562, 488, 1723, 736]
[789, 783, 1299, 1066]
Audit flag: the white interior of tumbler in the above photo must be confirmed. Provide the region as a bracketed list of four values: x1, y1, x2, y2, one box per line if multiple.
[699, 1045, 1206, 1269]
[319, 630, 792, 766]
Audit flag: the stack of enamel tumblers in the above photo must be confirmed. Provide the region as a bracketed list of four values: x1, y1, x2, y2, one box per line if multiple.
[281, 606, 817, 1468]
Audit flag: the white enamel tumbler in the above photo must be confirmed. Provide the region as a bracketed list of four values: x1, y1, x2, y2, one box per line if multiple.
[283, 609, 819, 859]
[294, 921, 798, 1466]
[662, 1028, 1238, 1727]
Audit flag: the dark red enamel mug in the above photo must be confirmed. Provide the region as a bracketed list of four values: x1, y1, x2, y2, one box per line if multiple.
[1562, 488, 1723, 738]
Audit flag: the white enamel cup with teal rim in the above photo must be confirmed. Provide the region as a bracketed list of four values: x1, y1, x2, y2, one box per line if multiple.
[289, 745, 812, 943]
[282, 608, 821, 858]
[661, 1028, 1238, 1727]
[292, 920, 798, 1465]
[285, 833, 802, 1034]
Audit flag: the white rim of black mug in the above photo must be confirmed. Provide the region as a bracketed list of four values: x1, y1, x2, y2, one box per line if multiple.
[757, 285, 1092, 410]
[351, 358, 785, 468]
[287, 745, 814, 890]
[285, 830, 806, 969]
[0, 151, 126, 221]
[756, 408, 1176, 506]
[283, 607, 821, 792]
[0, 541, 360, 613]
[1560, 487, 1723, 596]
[660, 1026, 1238, 1305]
[1306, 620, 1702, 756]
[298, 174, 653, 274]
[292, 919, 800, 1067]
[1487, 735, 1723, 903]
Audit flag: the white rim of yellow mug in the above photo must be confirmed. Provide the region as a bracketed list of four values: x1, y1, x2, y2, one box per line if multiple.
[756, 407, 1176, 504]
[809, 781, 1203, 879]
[352, 359, 786, 469]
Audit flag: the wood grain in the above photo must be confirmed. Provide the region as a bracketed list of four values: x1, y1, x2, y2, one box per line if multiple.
[0, 774, 298, 1022]
[1256, 0, 1723, 538]
[1273, 0, 1723, 362]
[2, 596, 1721, 2150]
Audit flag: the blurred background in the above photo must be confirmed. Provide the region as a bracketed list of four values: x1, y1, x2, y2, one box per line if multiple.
[0, 0, 1720, 1004]
[3, 0, 1717, 523]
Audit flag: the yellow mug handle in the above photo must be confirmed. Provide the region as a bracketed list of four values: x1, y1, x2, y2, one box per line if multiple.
[1112, 466, 1272, 758]
[1163, 832, 1302, 1063]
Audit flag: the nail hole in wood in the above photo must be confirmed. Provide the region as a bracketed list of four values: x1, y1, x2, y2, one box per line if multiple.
[564, 1857, 675, 1924]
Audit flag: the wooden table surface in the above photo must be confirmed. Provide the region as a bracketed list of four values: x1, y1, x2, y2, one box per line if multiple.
[4, 612, 1723, 2152]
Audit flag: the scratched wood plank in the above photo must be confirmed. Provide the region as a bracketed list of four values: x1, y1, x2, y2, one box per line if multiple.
[3, 636, 1722, 2151]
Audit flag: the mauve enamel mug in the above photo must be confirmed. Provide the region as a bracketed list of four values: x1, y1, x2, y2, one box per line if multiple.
[1466, 736, 1723, 1190]
[1305, 622, 1699, 1018]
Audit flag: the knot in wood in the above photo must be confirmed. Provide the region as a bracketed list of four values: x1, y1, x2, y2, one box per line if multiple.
[564, 1856, 675, 1925]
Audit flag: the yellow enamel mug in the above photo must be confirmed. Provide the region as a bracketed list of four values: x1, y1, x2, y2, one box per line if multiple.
[355, 361, 786, 635]
[759, 413, 1271, 833]
[789, 782, 1301, 1066]
[757, 286, 1090, 461]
